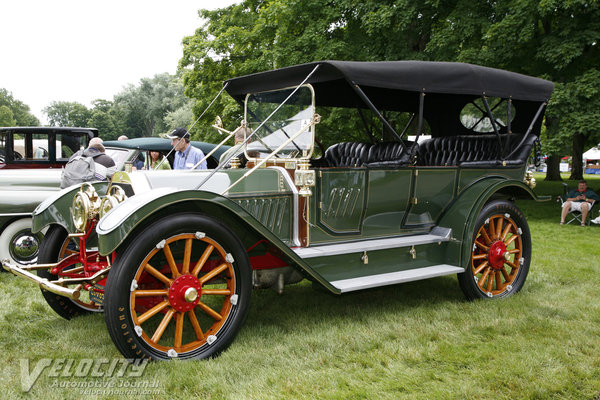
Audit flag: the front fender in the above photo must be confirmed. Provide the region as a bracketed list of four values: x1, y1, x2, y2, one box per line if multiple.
[32, 182, 109, 233]
[96, 189, 339, 293]
[437, 177, 545, 269]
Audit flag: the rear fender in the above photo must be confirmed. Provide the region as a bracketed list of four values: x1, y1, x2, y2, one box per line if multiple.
[96, 189, 338, 293]
[437, 177, 543, 269]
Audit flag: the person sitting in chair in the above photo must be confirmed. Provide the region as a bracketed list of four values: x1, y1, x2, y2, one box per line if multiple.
[560, 180, 598, 226]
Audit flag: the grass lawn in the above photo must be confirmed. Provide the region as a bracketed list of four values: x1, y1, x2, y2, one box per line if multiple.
[1, 173, 599, 399]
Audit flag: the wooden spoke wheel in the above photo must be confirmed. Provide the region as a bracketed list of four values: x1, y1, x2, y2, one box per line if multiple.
[37, 226, 103, 319]
[458, 200, 531, 300]
[105, 214, 251, 361]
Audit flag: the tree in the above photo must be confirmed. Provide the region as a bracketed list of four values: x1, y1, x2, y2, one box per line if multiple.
[425, 0, 600, 180]
[0, 105, 16, 127]
[164, 99, 195, 132]
[113, 73, 190, 138]
[180, 0, 443, 145]
[181, 0, 599, 177]
[87, 99, 125, 141]
[0, 88, 39, 126]
[43, 101, 92, 127]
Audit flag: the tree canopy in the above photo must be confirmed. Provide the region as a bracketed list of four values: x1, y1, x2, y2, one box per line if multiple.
[42, 73, 193, 141]
[0, 88, 39, 126]
[180, 0, 600, 179]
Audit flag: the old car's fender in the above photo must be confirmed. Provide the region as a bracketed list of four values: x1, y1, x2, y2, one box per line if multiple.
[96, 188, 338, 292]
[32, 182, 109, 233]
[437, 176, 545, 269]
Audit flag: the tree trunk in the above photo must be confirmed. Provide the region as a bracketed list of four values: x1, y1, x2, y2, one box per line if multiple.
[569, 133, 584, 180]
[545, 155, 562, 181]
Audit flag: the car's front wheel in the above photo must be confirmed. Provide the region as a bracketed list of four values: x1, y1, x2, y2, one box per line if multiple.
[458, 200, 531, 300]
[104, 213, 251, 361]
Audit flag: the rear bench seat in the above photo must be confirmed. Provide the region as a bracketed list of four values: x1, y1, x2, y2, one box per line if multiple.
[417, 134, 536, 167]
[311, 134, 535, 168]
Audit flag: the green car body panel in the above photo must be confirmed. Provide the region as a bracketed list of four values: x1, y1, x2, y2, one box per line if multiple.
[26, 163, 537, 295]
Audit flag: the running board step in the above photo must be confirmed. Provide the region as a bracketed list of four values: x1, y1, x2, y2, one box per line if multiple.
[293, 227, 452, 259]
[331, 264, 464, 293]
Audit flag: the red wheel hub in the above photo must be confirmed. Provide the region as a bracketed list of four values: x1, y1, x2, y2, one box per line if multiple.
[169, 274, 202, 312]
[488, 240, 507, 270]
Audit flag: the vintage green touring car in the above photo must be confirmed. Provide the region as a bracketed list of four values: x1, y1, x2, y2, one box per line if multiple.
[3, 61, 553, 361]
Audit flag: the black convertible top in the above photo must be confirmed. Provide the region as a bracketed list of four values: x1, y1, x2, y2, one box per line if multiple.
[225, 60, 554, 103]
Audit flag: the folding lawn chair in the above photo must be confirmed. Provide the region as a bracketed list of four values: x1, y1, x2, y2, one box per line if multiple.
[558, 183, 596, 225]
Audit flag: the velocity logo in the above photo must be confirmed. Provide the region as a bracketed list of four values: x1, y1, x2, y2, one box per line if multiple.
[19, 358, 148, 392]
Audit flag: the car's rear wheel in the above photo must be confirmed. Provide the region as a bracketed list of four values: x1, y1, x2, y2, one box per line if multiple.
[458, 200, 531, 300]
[104, 214, 251, 361]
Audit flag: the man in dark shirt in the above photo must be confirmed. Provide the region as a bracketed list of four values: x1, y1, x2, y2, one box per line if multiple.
[85, 138, 116, 180]
[60, 138, 116, 189]
[560, 180, 598, 225]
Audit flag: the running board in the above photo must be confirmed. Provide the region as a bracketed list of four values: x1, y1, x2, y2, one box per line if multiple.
[293, 227, 452, 259]
[331, 264, 464, 293]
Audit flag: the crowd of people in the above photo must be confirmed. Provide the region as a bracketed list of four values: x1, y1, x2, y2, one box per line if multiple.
[60, 126, 253, 188]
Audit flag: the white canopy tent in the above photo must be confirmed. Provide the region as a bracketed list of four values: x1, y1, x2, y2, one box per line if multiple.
[583, 147, 600, 162]
[583, 147, 600, 174]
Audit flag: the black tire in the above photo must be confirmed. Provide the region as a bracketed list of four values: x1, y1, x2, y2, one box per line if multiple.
[37, 225, 102, 319]
[458, 200, 531, 300]
[104, 213, 251, 361]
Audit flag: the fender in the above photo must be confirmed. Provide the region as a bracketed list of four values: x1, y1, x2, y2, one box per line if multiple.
[437, 176, 546, 269]
[96, 188, 338, 293]
[32, 182, 109, 233]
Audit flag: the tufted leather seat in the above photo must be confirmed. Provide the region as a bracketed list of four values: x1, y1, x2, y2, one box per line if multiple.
[311, 142, 372, 168]
[311, 134, 535, 169]
[365, 142, 414, 168]
[417, 134, 535, 167]
[312, 141, 415, 168]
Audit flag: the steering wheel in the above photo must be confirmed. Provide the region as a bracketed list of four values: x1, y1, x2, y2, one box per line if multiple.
[13, 151, 23, 160]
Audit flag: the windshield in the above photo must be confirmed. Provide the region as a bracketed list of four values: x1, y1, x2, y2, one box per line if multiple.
[244, 85, 315, 159]
[105, 147, 132, 171]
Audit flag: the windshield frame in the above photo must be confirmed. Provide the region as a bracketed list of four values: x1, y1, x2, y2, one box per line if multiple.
[243, 84, 316, 162]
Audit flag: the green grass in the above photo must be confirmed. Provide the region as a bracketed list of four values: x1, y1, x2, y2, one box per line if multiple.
[1, 172, 599, 399]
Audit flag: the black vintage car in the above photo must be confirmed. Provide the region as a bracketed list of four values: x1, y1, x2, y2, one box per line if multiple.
[0, 126, 97, 169]
[4, 61, 553, 361]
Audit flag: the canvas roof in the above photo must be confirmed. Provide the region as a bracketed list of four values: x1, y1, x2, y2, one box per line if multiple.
[225, 60, 554, 103]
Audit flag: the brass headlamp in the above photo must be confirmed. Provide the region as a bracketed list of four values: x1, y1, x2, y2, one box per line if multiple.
[99, 186, 128, 219]
[72, 183, 101, 232]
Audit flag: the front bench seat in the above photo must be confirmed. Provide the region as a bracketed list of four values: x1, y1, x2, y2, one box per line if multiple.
[365, 141, 414, 168]
[311, 142, 371, 168]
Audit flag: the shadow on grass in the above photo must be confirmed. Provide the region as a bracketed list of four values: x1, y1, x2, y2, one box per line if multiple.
[243, 274, 465, 333]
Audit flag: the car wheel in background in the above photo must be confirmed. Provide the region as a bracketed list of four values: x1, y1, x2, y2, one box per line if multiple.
[0, 218, 45, 268]
[37, 225, 103, 319]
